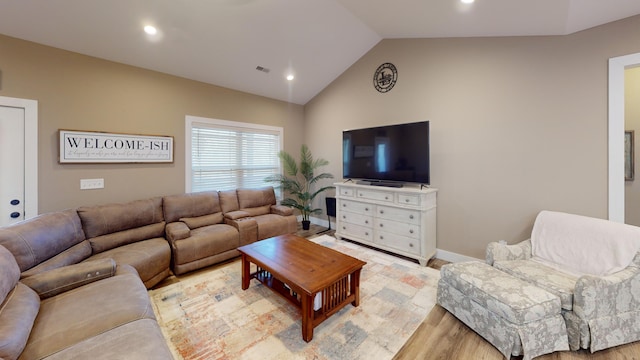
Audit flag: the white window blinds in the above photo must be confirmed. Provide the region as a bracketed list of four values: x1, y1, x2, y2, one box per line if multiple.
[187, 117, 282, 193]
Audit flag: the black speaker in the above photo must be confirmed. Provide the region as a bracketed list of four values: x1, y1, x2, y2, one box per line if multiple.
[325, 197, 336, 230]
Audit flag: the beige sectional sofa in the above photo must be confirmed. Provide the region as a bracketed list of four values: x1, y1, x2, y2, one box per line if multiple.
[0, 246, 173, 360]
[0, 186, 297, 360]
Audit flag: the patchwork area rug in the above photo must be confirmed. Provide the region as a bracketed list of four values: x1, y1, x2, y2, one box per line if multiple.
[149, 235, 441, 360]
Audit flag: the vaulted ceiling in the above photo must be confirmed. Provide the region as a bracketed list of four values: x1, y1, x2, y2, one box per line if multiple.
[1, 0, 639, 105]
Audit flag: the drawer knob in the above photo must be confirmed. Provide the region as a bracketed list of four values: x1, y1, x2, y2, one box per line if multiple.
[379, 235, 384, 240]
[405, 199, 409, 202]
[385, 196, 389, 200]
[379, 224, 383, 228]
[409, 229, 414, 234]
[365, 207, 369, 211]
[380, 210, 384, 214]
[343, 204, 346, 207]
[409, 243, 414, 247]
[342, 226, 346, 230]
[365, 232, 369, 236]
[343, 215, 346, 219]
[365, 220, 369, 224]
[409, 215, 414, 220]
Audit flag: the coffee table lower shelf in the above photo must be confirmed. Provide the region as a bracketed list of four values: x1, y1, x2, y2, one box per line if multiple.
[242, 261, 361, 342]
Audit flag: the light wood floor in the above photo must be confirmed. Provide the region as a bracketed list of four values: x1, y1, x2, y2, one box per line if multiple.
[394, 304, 640, 360]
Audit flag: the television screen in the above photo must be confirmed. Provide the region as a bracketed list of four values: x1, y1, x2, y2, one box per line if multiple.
[342, 121, 430, 185]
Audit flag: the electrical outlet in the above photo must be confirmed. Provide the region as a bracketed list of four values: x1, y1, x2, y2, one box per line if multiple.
[80, 178, 104, 190]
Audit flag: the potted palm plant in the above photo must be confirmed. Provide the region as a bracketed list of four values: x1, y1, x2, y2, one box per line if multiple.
[265, 144, 334, 230]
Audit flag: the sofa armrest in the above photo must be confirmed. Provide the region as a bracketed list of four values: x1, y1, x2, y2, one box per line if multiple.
[486, 239, 532, 265]
[165, 222, 191, 242]
[270, 205, 293, 216]
[224, 210, 252, 220]
[573, 252, 640, 320]
[20, 258, 117, 299]
[224, 217, 258, 246]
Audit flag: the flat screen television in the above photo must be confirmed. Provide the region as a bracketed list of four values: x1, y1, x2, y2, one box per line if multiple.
[342, 121, 430, 186]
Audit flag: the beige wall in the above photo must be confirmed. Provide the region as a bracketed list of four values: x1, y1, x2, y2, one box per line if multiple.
[305, 16, 640, 259]
[625, 66, 640, 226]
[0, 34, 304, 213]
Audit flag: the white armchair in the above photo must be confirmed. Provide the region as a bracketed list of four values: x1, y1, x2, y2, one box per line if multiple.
[486, 211, 640, 352]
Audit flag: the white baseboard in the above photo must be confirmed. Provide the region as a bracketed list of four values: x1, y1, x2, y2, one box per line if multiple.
[434, 249, 482, 263]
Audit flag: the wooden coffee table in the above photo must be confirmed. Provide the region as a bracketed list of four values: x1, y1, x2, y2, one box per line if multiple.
[237, 234, 366, 342]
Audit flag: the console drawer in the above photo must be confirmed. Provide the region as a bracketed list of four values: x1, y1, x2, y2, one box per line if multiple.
[376, 205, 420, 225]
[398, 194, 421, 206]
[339, 200, 373, 215]
[356, 189, 394, 203]
[375, 230, 421, 255]
[340, 212, 372, 227]
[339, 222, 373, 241]
[339, 187, 354, 197]
[374, 219, 419, 239]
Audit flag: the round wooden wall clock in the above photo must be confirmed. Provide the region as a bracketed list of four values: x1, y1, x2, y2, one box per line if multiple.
[373, 63, 398, 93]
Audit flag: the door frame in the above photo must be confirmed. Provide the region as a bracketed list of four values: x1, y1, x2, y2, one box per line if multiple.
[0, 96, 38, 219]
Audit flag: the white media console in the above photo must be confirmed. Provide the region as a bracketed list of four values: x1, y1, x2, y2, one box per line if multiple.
[334, 182, 437, 266]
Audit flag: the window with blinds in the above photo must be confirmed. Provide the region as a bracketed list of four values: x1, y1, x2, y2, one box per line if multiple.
[186, 116, 282, 194]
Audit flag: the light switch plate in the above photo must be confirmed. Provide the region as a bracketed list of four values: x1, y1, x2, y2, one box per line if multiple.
[80, 178, 104, 190]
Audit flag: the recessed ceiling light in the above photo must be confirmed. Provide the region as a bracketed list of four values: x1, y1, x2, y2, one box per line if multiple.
[461, 0, 474, 3]
[144, 25, 157, 35]
[286, 74, 294, 81]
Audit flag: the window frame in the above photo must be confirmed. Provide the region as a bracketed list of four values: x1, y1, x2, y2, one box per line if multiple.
[185, 115, 283, 194]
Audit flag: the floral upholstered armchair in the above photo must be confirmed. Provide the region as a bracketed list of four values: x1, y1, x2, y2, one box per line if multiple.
[486, 211, 640, 353]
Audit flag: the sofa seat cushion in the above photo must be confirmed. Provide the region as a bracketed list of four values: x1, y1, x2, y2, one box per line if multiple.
[494, 259, 578, 311]
[0, 283, 40, 360]
[441, 262, 561, 324]
[19, 267, 155, 360]
[254, 214, 296, 240]
[88, 238, 170, 288]
[42, 319, 173, 360]
[173, 224, 239, 265]
[0, 209, 86, 273]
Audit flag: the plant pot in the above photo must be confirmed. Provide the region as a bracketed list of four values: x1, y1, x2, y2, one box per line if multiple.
[302, 220, 311, 230]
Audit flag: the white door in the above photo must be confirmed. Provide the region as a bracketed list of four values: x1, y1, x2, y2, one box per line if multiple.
[0, 96, 38, 227]
[0, 106, 25, 226]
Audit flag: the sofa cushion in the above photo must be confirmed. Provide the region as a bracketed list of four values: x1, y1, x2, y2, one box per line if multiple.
[494, 259, 578, 311]
[219, 189, 240, 213]
[77, 197, 164, 239]
[172, 224, 239, 265]
[20, 241, 92, 278]
[254, 214, 297, 240]
[0, 245, 20, 303]
[237, 187, 277, 209]
[88, 222, 166, 254]
[88, 238, 170, 288]
[19, 265, 156, 360]
[43, 319, 173, 360]
[440, 262, 561, 324]
[180, 213, 224, 229]
[0, 283, 40, 360]
[531, 211, 640, 276]
[163, 191, 221, 223]
[0, 209, 86, 272]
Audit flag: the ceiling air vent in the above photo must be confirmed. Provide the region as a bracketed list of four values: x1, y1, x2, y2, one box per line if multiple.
[256, 66, 270, 74]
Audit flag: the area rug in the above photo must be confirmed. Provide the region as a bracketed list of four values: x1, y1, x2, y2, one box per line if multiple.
[149, 235, 441, 360]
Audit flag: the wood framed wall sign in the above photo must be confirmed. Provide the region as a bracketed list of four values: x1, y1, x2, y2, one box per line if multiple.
[59, 130, 174, 163]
